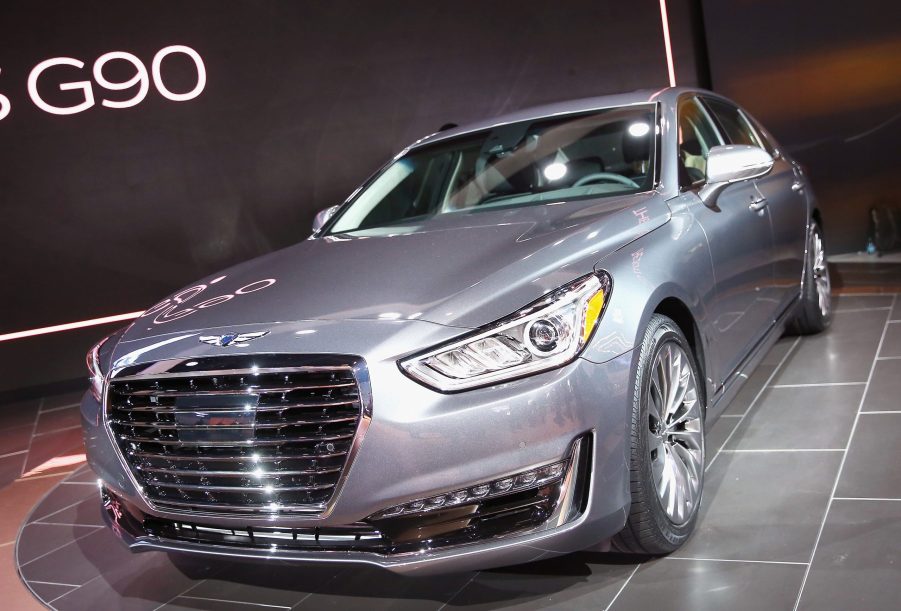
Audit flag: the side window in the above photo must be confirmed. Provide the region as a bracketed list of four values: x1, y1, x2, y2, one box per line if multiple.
[745, 112, 779, 157]
[703, 97, 763, 148]
[677, 97, 723, 187]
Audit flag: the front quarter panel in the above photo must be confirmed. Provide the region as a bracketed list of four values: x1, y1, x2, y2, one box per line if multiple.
[583, 193, 716, 392]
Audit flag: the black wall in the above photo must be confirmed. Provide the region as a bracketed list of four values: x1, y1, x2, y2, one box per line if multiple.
[701, 0, 901, 255]
[1, 0, 704, 392]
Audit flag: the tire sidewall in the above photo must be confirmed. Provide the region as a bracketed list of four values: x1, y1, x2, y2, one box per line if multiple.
[633, 316, 705, 548]
[801, 222, 832, 331]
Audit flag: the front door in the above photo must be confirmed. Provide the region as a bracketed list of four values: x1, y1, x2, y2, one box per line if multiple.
[678, 96, 776, 387]
[702, 96, 805, 318]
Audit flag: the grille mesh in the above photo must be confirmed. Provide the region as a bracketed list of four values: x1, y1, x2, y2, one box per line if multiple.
[106, 360, 363, 515]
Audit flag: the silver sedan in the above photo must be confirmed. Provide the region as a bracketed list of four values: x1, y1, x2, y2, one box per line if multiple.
[82, 87, 830, 574]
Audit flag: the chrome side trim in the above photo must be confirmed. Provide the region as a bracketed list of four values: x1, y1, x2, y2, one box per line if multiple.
[548, 435, 584, 527]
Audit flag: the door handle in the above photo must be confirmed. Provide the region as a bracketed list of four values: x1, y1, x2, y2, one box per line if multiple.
[749, 198, 768, 212]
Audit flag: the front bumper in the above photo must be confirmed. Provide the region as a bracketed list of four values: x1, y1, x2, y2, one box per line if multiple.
[82, 349, 634, 574]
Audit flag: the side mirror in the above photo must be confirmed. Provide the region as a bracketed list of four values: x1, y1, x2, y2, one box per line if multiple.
[699, 145, 774, 207]
[312, 205, 340, 234]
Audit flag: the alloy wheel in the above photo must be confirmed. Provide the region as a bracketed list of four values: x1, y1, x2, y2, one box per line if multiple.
[812, 229, 831, 318]
[647, 341, 704, 525]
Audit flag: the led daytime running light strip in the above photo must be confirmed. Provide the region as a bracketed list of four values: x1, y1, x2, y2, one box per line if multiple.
[369, 458, 569, 520]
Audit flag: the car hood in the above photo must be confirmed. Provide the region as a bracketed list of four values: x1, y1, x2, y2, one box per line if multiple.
[119, 193, 668, 345]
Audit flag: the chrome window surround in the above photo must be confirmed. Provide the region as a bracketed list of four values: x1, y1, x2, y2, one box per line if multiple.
[102, 354, 372, 521]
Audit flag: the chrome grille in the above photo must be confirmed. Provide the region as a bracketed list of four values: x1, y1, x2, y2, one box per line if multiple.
[106, 356, 366, 515]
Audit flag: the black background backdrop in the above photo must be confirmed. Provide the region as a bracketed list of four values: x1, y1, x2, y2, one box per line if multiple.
[703, 0, 900, 258]
[1, 0, 898, 392]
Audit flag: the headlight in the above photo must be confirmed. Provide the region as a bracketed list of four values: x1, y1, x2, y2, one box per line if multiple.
[87, 336, 110, 402]
[400, 272, 611, 391]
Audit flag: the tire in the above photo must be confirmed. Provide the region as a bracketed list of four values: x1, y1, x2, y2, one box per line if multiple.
[789, 221, 831, 335]
[612, 314, 705, 555]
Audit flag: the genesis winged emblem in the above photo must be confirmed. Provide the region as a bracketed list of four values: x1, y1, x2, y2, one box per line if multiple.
[198, 331, 270, 347]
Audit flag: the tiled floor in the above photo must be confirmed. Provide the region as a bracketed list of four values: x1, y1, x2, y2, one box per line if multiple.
[4, 292, 901, 610]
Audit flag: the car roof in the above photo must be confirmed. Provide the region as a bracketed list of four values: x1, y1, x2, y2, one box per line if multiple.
[410, 86, 710, 150]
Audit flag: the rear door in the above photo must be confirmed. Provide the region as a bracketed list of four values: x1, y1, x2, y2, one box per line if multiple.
[746, 109, 808, 315]
[678, 96, 776, 387]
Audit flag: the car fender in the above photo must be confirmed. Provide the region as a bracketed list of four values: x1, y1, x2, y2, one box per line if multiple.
[582, 193, 716, 394]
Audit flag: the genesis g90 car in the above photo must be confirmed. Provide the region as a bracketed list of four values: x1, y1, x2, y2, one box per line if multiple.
[82, 87, 830, 573]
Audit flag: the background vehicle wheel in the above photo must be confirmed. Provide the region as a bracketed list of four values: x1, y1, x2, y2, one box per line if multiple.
[789, 221, 832, 335]
[612, 314, 705, 555]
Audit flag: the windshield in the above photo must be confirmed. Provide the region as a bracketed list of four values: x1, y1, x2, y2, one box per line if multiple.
[327, 104, 657, 234]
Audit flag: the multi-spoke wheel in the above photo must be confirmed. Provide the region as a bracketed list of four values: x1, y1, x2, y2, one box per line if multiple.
[790, 221, 832, 334]
[812, 229, 831, 318]
[613, 314, 705, 554]
[647, 342, 704, 526]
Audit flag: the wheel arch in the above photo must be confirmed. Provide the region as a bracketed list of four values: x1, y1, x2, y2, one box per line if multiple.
[652, 296, 708, 410]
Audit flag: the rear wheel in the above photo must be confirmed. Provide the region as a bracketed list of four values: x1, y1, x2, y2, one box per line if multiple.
[613, 314, 705, 554]
[789, 221, 831, 335]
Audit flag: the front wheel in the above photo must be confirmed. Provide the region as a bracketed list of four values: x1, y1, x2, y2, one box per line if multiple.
[613, 314, 705, 554]
[789, 221, 832, 335]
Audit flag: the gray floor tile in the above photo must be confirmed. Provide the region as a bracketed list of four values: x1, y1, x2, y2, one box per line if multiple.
[0, 422, 36, 457]
[761, 336, 798, 367]
[0, 453, 26, 488]
[298, 566, 471, 610]
[16, 523, 104, 564]
[21, 427, 84, 474]
[165, 597, 291, 610]
[28, 478, 98, 523]
[35, 405, 81, 435]
[862, 359, 901, 413]
[41, 391, 85, 411]
[612, 558, 806, 611]
[34, 496, 106, 527]
[831, 294, 894, 311]
[706, 415, 741, 462]
[719, 337, 798, 418]
[17, 527, 118, 585]
[836, 413, 901, 499]
[771, 311, 888, 385]
[28, 529, 218, 609]
[447, 554, 638, 610]
[64, 464, 98, 482]
[891, 298, 901, 322]
[186, 563, 344, 608]
[721, 365, 776, 417]
[879, 322, 901, 358]
[27, 581, 78, 604]
[679, 452, 841, 562]
[797, 499, 901, 610]
[0, 398, 41, 429]
[726, 385, 862, 450]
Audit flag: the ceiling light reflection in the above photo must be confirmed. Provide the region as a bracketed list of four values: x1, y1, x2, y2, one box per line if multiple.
[628, 122, 650, 137]
[543, 163, 567, 181]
